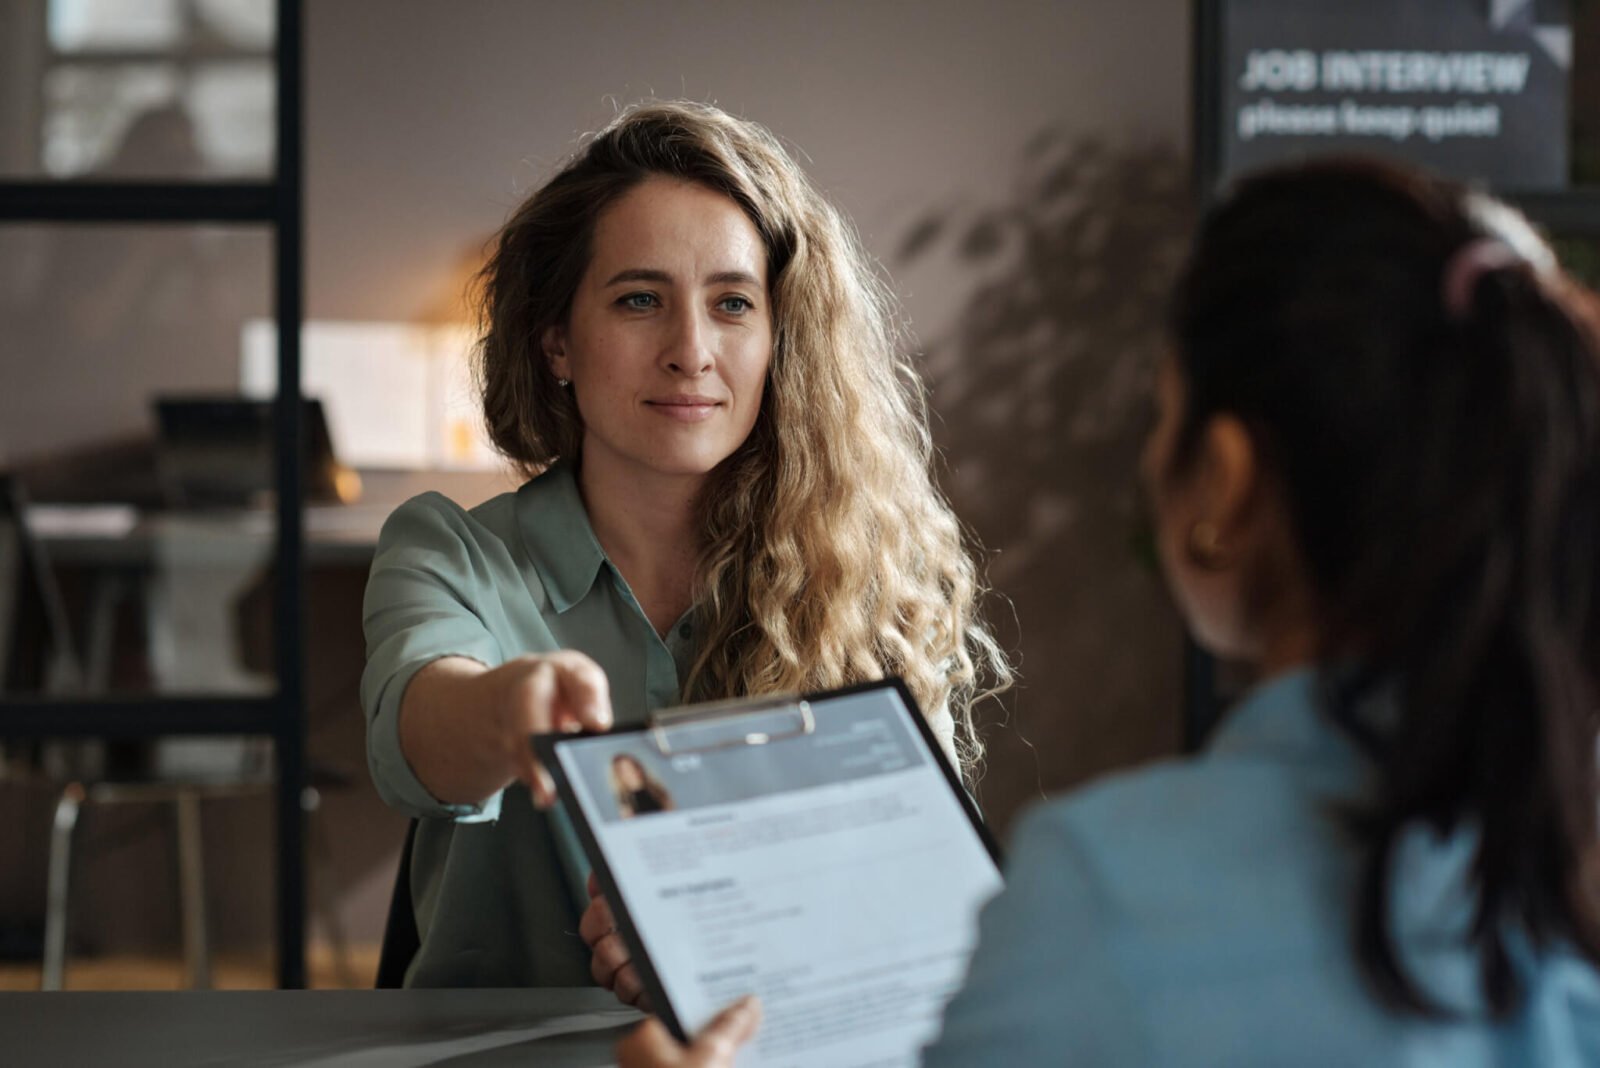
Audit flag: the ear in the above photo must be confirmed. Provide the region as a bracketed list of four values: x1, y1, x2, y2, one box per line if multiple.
[541, 324, 570, 381]
[1195, 414, 1261, 541]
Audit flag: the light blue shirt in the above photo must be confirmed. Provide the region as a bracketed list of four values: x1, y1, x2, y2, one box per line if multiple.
[925, 669, 1600, 1066]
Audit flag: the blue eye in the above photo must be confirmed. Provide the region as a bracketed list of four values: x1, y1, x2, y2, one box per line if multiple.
[719, 296, 754, 314]
[619, 292, 659, 310]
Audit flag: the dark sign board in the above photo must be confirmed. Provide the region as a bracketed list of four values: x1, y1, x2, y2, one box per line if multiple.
[1208, 0, 1572, 190]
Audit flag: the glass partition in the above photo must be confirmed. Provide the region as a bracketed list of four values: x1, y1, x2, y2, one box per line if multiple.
[0, 224, 277, 705]
[1, 0, 275, 180]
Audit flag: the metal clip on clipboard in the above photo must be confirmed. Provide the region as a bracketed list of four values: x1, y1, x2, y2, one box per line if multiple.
[648, 694, 815, 757]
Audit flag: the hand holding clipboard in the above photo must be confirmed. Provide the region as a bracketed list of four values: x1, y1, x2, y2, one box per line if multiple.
[536, 679, 1003, 1068]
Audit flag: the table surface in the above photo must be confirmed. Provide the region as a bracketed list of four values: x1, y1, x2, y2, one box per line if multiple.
[5, 987, 641, 1068]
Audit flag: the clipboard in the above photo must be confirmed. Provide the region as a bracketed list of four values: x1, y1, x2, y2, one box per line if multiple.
[533, 678, 1003, 1062]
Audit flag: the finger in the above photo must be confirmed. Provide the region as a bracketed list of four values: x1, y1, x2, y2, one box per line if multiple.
[613, 961, 646, 1007]
[544, 650, 614, 731]
[588, 870, 603, 900]
[579, 895, 614, 948]
[508, 662, 566, 806]
[590, 930, 631, 989]
[691, 996, 761, 1061]
[531, 764, 557, 809]
[616, 1018, 685, 1068]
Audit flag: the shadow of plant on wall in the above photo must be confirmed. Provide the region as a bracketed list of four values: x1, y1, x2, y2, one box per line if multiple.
[897, 133, 1194, 833]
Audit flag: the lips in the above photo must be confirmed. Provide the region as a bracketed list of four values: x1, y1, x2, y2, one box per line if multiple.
[645, 395, 723, 422]
[647, 394, 722, 407]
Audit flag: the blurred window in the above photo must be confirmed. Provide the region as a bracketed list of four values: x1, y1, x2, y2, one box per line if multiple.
[39, 0, 274, 179]
[48, 0, 184, 51]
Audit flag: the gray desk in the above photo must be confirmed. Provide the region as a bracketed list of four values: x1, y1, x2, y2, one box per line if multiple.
[24, 468, 520, 689]
[7, 988, 640, 1067]
[29, 468, 518, 565]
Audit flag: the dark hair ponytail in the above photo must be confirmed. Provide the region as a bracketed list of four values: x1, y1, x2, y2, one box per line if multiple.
[1171, 158, 1600, 1016]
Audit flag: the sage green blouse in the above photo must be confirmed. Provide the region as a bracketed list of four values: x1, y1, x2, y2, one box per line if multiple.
[360, 460, 699, 987]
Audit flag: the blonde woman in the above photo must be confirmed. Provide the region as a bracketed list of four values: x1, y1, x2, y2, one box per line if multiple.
[360, 101, 1011, 990]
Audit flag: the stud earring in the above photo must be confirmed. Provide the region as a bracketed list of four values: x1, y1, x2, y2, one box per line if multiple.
[556, 377, 570, 388]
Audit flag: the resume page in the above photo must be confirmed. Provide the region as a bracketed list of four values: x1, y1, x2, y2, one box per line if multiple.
[553, 688, 1003, 1068]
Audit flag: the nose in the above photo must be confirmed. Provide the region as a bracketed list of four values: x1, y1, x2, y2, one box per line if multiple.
[662, 304, 713, 378]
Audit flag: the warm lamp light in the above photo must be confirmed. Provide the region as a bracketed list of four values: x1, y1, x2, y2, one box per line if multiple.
[240, 319, 500, 472]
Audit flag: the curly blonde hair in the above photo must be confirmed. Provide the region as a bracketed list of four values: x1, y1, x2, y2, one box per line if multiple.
[475, 101, 1011, 772]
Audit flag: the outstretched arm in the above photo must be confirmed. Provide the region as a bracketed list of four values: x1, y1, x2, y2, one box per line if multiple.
[399, 650, 613, 808]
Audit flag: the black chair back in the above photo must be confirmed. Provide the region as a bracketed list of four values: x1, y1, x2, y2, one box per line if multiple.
[374, 819, 420, 988]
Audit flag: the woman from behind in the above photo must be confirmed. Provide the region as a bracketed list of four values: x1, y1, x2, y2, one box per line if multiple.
[622, 158, 1600, 1065]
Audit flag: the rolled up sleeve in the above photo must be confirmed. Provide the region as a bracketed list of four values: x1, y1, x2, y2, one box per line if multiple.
[361, 493, 507, 822]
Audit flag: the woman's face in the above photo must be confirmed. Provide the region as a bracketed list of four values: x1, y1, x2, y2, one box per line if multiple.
[546, 177, 773, 489]
[614, 757, 645, 790]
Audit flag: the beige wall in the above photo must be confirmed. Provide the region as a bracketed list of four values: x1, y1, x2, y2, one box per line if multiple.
[304, 1, 1189, 326]
[0, 3, 44, 175]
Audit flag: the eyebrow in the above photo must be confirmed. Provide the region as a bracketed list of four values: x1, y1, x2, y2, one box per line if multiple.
[601, 268, 764, 288]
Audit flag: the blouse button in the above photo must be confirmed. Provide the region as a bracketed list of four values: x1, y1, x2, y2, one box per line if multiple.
[678, 623, 692, 639]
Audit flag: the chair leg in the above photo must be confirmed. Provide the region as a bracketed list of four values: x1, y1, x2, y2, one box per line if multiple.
[175, 789, 211, 989]
[42, 783, 84, 991]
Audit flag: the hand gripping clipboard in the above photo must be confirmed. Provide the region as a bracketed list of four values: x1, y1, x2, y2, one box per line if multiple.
[532, 678, 1004, 1054]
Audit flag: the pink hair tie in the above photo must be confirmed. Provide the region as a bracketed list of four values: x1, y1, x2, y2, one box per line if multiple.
[1442, 238, 1526, 321]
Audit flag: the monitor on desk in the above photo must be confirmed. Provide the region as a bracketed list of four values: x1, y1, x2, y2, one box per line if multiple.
[153, 396, 358, 508]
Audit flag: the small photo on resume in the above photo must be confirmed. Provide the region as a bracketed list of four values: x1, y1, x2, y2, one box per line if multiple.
[607, 751, 676, 819]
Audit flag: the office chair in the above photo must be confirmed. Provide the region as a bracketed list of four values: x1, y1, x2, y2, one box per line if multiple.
[374, 818, 419, 988]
